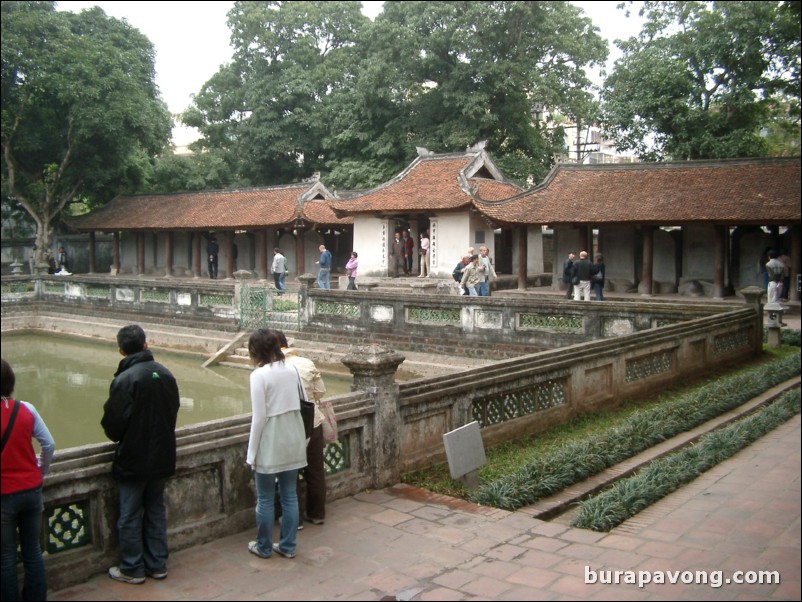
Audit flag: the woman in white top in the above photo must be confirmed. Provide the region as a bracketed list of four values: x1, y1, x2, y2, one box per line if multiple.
[246, 329, 307, 559]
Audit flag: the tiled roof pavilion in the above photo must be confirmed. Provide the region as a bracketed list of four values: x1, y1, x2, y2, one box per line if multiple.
[329, 150, 524, 216]
[71, 180, 351, 232]
[475, 157, 800, 226]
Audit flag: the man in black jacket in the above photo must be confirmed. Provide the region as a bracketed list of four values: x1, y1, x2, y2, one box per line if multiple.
[571, 250, 594, 301]
[562, 251, 576, 298]
[102, 325, 180, 584]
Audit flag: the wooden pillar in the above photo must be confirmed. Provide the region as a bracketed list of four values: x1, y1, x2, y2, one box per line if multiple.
[640, 225, 654, 296]
[259, 229, 269, 280]
[192, 232, 201, 277]
[791, 223, 800, 302]
[713, 225, 726, 299]
[164, 231, 173, 277]
[579, 225, 590, 256]
[136, 232, 145, 275]
[113, 232, 121, 275]
[517, 226, 527, 290]
[88, 232, 96, 274]
[225, 232, 234, 279]
[296, 230, 305, 275]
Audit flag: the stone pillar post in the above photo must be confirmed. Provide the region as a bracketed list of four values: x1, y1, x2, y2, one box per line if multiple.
[136, 233, 145, 276]
[113, 232, 121, 276]
[639, 225, 654, 296]
[713, 225, 726, 299]
[164, 231, 173, 277]
[740, 286, 765, 356]
[297, 273, 316, 328]
[192, 233, 201, 278]
[516, 226, 527, 290]
[88, 232, 96, 274]
[341, 345, 406, 489]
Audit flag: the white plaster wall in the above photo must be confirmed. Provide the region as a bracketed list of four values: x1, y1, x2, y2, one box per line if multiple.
[350, 215, 390, 277]
[430, 214, 471, 278]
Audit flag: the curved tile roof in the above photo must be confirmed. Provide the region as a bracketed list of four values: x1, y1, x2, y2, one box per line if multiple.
[330, 152, 522, 215]
[70, 183, 351, 232]
[476, 158, 801, 225]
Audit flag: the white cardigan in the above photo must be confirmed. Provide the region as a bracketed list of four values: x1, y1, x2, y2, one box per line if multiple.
[246, 361, 307, 473]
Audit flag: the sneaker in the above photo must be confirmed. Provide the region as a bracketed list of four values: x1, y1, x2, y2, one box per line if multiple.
[304, 515, 325, 525]
[108, 566, 145, 585]
[272, 543, 296, 559]
[248, 541, 270, 559]
[146, 568, 168, 580]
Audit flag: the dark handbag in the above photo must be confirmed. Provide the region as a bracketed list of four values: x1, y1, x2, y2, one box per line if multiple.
[572, 275, 580, 285]
[295, 369, 314, 438]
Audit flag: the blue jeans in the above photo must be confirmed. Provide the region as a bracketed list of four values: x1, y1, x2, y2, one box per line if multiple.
[279, 272, 287, 290]
[467, 286, 478, 296]
[1, 486, 47, 602]
[117, 479, 168, 578]
[317, 269, 330, 289]
[477, 280, 489, 296]
[254, 470, 299, 557]
[593, 282, 605, 301]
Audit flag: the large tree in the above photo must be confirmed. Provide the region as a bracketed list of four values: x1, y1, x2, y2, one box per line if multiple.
[1, 1, 171, 267]
[184, 1, 607, 189]
[183, 0, 370, 187]
[602, 1, 801, 161]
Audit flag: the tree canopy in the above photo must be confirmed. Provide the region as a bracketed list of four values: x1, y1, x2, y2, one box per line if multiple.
[1, 1, 171, 262]
[183, 0, 607, 188]
[601, 0, 801, 161]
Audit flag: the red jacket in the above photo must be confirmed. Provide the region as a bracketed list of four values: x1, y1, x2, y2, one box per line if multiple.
[1, 399, 54, 495]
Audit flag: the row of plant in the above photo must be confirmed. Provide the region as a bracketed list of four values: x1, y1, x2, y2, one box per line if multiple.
[470, 350, 801, 510]
[573, 387, 801, 531]
[763, 327, 801, 347]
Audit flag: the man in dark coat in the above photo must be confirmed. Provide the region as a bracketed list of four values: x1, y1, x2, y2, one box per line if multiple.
[102, 325, 180, 584]
[562, 251, 576, 298]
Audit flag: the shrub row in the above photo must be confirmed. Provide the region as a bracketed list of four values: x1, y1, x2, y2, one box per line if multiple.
[470, 351, 801, 510]
[572, 387, 801, 531]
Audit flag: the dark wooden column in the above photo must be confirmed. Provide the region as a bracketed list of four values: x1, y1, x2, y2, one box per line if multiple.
[259, 229, 269, 280]
[192, 232, 201, 278]
[640, 225, 654, 296]
[296, 230, 305, 275]
[517, 226, 527, 290]
[791, 223, 800, 302]
[225, 232, 234, 279]
[113, 232, 121, 275]
[87, 232, 96, 274]
[164, 231, 173, 277]
[713, 225, 726, 299]
[136, 232, 145, 275]
[579, 225, 590, 256]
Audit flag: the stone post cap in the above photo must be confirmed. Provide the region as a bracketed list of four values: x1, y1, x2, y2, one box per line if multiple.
[341, 344, 405, 372]
[297, 273, 316, 287]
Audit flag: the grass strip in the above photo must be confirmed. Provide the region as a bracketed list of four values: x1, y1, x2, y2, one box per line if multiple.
[572, 387, 801, 531]
[469, 350, 800, 510]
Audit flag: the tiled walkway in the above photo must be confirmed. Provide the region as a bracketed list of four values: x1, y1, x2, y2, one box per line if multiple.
[51, 414, 801, 601]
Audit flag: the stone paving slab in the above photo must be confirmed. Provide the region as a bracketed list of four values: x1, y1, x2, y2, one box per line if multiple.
[50, 413, 800, 601]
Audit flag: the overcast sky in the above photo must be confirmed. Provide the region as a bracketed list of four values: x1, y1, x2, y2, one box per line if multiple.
[55, 1, 644, 146]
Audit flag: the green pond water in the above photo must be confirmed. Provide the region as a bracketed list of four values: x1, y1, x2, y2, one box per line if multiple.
[1, 332, 352, 450]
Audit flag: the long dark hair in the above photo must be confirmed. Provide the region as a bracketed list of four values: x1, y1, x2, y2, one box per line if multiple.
[248, 328, 285, 367]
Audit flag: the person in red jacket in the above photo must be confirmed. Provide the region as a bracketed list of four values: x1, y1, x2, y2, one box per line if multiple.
[1, 358, 55, 602]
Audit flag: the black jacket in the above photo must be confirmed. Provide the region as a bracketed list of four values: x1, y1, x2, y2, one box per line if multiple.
[101, 350, 180, 481]
[571, 258, 593, 281]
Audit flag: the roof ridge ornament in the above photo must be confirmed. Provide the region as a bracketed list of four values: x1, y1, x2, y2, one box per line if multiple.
[466, 141, 487, 152]
[416, 147, 434, 157]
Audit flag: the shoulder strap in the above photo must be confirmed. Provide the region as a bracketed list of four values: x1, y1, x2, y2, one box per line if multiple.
[1, 400, 22, 452]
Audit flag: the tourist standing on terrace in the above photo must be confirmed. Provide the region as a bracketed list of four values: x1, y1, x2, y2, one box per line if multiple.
[1, 358, 55, 602]
[272, 248, 288, 291]
[101, 325, 180, 585]
[277, 331, 328, 527]
[418, 231, 430, 277]
[206, 236, 219, 279]
[246, 329, 307, 560]
[316, 245, 332, 289]
[562, 251, 576, 299]
[390, 232, 406, 278]
[477, 246, 497, 296]
[571, 251, 593, 302]
[592, 253, 606, 301]
[460, 254, 484, 297]
[345, 252, 359, 290]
